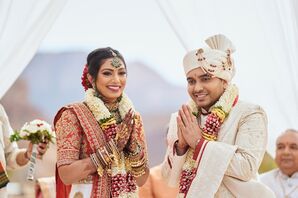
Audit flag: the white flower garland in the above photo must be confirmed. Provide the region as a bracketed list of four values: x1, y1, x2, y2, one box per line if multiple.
[215, 84, 238, 113]
[85, 88, 135, 122]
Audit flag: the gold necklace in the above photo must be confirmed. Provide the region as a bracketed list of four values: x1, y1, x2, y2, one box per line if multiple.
[104, 103, 121, 124]
[110, 108, 122, 124]
[105, 102, 119, 112]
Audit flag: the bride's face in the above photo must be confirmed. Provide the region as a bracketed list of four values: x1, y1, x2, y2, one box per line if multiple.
[94, 58, 127, 103]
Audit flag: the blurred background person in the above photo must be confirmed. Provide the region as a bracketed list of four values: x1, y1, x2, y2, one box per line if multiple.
[0, 104, 48, 197]
[261, 129, 298, 198]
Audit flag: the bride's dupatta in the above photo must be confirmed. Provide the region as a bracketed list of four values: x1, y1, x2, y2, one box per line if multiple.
[54, 103, 111, 198]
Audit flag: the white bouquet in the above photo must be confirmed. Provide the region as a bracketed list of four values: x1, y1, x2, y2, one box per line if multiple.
[10, 119, 55, 181]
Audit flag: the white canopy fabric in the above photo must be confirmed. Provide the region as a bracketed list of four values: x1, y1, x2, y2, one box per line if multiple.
[0, 0, 67, 99]
[156, 0, 298, 154]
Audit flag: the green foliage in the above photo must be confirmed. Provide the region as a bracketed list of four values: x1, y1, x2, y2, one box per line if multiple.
[10, 130, 55, 144]
[9, 130, 22, 142]
[99, 116, 113, 124]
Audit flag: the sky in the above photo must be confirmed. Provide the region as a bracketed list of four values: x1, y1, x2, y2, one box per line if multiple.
[39, 0, 187, 87]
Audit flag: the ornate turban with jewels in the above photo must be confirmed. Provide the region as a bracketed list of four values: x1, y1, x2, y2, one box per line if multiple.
[183, 34, 236, 82]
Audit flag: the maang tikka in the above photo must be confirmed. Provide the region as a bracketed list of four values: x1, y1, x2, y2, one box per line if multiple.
[110, 50, 122, 68]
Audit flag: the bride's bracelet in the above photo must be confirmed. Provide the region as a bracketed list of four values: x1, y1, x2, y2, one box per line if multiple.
[127, 141, 141, 156]
[90, 153, 105, 176]
[97, 146, 112, 166]
[106, 140, 120, 163]
[129, 154, 147, 177]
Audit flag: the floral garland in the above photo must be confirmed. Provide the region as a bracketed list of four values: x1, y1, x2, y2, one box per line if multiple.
[189, 84, 239, 141]
[85, 88, 135, 139]
[85, 88, 137, 198]
[179, 84, 238, 196]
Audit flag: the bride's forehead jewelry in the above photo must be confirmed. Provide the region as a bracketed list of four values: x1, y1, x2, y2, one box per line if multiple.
[110, 50, 122, 68]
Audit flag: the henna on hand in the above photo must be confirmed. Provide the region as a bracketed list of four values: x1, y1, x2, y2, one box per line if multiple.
[115, 109, 135, 151]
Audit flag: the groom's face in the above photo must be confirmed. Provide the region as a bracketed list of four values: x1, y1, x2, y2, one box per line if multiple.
[186, 67, 227, 111]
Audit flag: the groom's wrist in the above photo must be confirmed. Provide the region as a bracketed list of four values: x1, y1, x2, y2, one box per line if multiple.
[176, 140, 188, 149]
[174, 140, 188, 156]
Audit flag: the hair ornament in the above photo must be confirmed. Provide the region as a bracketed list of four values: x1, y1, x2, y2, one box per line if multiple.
[110, 50, 122, 68]
[81, 64, 92, 91]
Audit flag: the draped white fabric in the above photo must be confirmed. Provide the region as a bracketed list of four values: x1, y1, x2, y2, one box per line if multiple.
[156, 0, 298, 154]
[0, 0, 67, 99]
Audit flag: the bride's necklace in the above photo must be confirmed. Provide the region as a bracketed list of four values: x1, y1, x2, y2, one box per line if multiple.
[104, 100, 122, 124]
[107, 106, 122, 124]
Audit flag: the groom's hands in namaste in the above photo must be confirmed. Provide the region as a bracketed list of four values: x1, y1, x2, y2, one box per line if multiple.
[177, 105, 202, 150]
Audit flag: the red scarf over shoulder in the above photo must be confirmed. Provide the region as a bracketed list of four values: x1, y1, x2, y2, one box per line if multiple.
[54, 103, 111, 198]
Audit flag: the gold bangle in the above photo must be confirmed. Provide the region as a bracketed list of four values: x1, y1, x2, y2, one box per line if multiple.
[90, 154, 97, 167]
[131, 164, 147, 177]
[130, 156, 146, 168]
[100, 148, 111, 165]
[97, 147, 109, 166]
[128, 149, 144, 163]
[96, 149, 107, 167]
[108, 140, 120, 160]
[97, 165, 104, 177]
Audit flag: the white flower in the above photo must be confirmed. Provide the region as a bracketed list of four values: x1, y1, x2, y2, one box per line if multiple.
[19, 129, 29, 138]
[85, 89, 111, 120]
[85, 88, 134, 123]
[20, 119, 54, 136]
[215, 84, 238, 113]
[119, 93, 135, 118]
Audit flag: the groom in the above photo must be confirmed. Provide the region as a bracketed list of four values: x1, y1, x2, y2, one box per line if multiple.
[162, 34, 274, 197]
